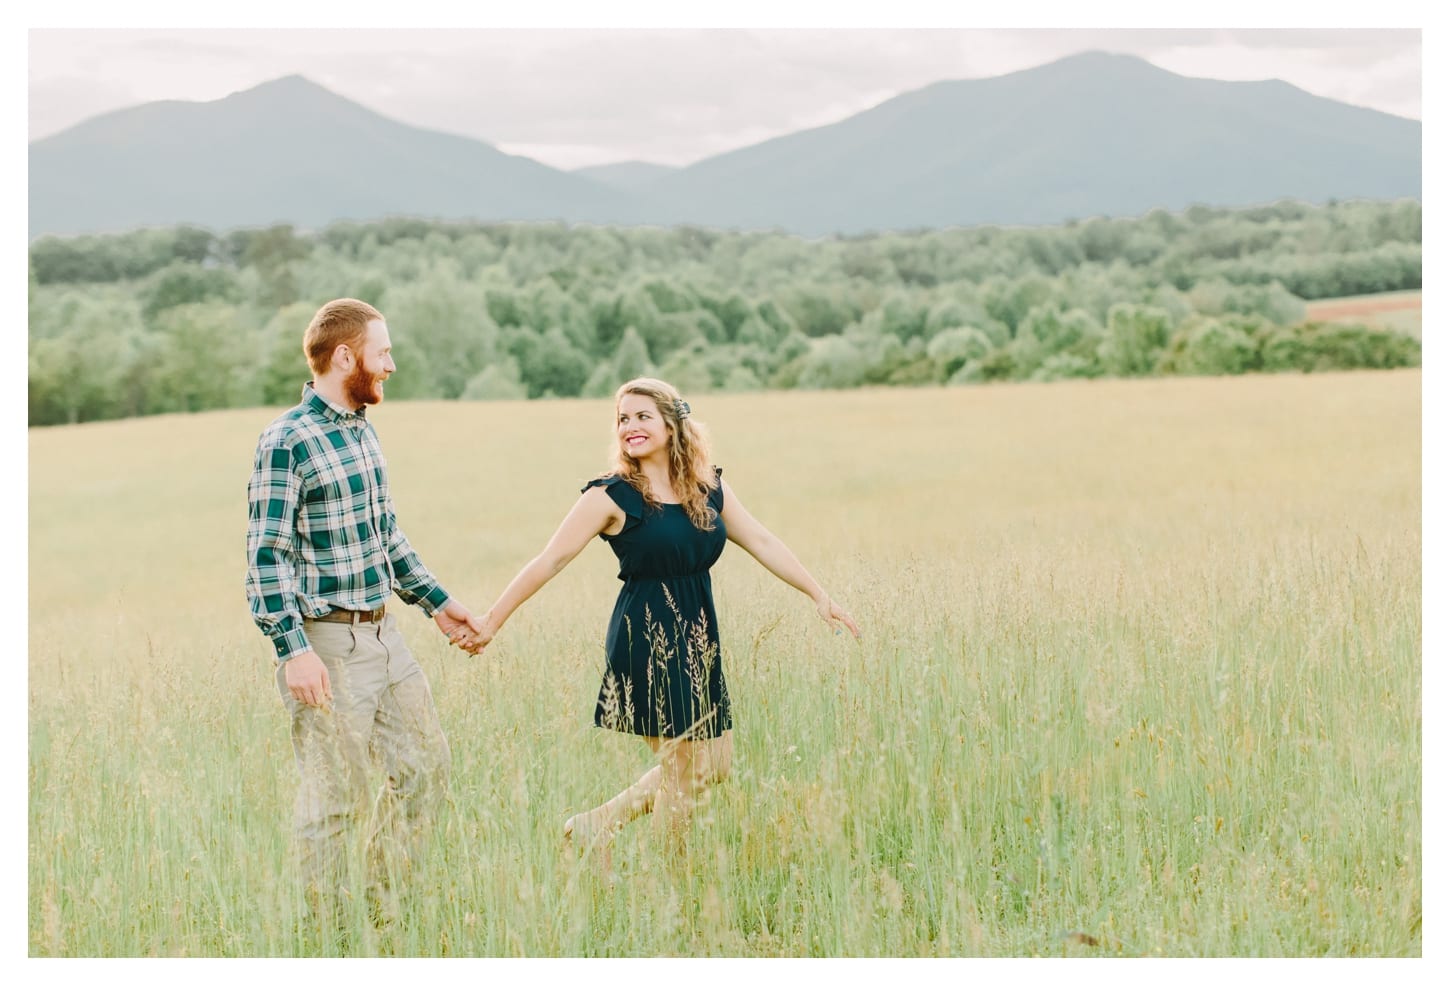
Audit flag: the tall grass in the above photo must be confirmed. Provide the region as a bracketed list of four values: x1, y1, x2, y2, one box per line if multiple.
[28, 370, 1421, 956]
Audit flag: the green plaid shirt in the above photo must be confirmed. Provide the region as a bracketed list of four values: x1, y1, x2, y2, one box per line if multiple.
[246, 384, 450, 661]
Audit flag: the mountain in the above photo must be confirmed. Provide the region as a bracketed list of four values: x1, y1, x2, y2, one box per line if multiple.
[640, 51, 1422, 235]
[574, 160, 680, 192]
[28, 55, 1421, 239]
[27, 75, 649, 237]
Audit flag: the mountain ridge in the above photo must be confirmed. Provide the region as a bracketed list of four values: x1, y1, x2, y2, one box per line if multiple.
[29, 53, 1421, 238]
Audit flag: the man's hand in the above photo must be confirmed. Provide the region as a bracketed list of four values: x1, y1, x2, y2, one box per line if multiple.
[434, 599, 488, 654]
[284, 650, 332, 707]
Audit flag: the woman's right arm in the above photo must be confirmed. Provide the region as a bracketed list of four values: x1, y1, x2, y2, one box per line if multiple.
[470, 486, 622, 650]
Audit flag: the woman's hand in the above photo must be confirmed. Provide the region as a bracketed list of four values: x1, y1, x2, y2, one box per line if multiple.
[816, 596, 861, 640]
[455, 617, 497, 654]
[435, 599, 487, 654]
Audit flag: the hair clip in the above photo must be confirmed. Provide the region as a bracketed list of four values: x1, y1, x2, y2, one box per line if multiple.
[674, 399, 691, 419]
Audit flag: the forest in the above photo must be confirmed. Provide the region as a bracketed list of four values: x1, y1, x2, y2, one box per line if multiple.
[27, 198, 1422, 426]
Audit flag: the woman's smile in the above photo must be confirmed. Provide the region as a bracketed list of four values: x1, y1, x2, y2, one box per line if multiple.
[618, 393, 668, 456]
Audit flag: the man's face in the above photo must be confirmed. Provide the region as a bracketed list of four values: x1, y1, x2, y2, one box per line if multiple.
[343, 319, 395, 407]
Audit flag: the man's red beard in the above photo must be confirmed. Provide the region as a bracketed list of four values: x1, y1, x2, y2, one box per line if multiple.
[344, 360, 384, 407]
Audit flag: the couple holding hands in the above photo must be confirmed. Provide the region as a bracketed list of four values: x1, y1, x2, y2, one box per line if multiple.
[246, 298, 859, 927]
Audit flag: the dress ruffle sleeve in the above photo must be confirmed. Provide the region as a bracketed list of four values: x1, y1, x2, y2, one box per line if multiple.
[582, 475, 645, 538]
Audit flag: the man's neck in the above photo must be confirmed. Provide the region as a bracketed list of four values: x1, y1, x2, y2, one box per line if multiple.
[311, 374, 360, 413]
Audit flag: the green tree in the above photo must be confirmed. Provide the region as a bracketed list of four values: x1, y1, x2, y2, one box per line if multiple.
[255, 302, 320, 406]
[952, 346, 1019, 384]
[982, 274, 1052, 336]
[1258, 326, 1308, 373]
[698, 290, 752, 342]
[778, 284, 860, 338]
[382, 271, 501, 399]
[636, 310, 705, 363]
[862, 291, 930, 343]
[1166, 316, 1261, 376]
[795, 336, 868, 390]
[29, 335, 77, 425]
[754, 298, 799, 340]
[28, 294, 150, 424]
[1030, 352, 1101, 382]
[515, 327, 592, 398]
[461, 357, 529, 401]
[151, 303, 253, 413]
[141, 261, 241, 321]
[656, 340, 716, 395]
[854, 333, 909, 385]
[926, 327, 995, 382]
[523, 277, 593, 352]
[1098, 304, 1172, 377]
[923, 298, 976, 338]
[1020, 305, 1100, 355]
[736, 313, 782, 350]
[235, 224, 309, 309]
[582, 326, 655, 398]
[719, 364, 764, 392]
[1294, 322, 1421, 372]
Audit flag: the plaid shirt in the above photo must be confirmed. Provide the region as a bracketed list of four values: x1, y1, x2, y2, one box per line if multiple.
[246, 383, 450, 661]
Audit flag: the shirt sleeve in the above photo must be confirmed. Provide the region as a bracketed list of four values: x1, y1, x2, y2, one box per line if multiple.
[381, 489, 450, 615]
[245, 433, 312, 661]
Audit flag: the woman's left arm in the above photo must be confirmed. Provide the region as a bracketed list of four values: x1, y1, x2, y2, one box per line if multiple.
[719, 478, 861, 639]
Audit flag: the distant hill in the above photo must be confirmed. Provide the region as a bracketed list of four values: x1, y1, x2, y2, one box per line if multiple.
[28, 54, 1421, 239]
[640, 51, 1422, 235]
[27, 75, 649, 237]
[573, 160, 680, 192]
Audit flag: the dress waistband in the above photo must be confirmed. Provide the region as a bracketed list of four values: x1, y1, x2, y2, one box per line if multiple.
[621, 572, 712, 582]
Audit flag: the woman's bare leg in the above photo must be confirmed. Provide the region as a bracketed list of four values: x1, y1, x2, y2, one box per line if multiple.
[564, 759, 662, 849]
[648, 731, 733, 854]
[564, 730, 733, 857]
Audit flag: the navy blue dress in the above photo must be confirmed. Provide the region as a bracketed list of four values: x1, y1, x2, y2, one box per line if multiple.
[582, 469, 731, 739]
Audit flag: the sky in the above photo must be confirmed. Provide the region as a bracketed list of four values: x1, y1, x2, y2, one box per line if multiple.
[25, 19, 1425, 172]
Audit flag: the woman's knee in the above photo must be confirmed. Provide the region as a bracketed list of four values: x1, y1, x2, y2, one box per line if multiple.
[692, 736, 732, 787]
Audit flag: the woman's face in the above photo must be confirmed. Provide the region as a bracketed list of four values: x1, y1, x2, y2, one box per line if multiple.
[617, 392, 670, 461]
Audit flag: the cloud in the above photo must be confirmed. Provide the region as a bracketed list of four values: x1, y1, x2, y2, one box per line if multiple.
[27, 75, 142, 139]
[26, 27, 1423, 167]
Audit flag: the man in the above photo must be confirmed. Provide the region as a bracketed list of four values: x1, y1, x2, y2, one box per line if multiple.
[245, 297, 483, 938]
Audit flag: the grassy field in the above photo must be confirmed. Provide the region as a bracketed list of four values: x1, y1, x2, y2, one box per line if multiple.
[28, 369, 1422, 957]
[1304, 290, 1422, 338]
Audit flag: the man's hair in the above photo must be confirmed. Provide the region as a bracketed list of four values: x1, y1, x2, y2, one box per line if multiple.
[303, 298, 384, 375]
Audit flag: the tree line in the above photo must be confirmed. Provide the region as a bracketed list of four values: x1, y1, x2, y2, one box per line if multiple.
[28, 198, 1421, 426]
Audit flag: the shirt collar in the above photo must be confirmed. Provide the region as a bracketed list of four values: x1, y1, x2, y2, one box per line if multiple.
[301, 382, 367, 423]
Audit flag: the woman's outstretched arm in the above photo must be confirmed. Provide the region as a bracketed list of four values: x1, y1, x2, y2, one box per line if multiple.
[467, 486, 622, 650]
[718, 478, 861, 639]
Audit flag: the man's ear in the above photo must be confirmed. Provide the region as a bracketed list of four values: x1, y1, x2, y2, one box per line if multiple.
[331, 344, 353, 370]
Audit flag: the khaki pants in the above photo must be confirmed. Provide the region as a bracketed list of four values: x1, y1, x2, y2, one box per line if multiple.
[277, 613, 450, 926]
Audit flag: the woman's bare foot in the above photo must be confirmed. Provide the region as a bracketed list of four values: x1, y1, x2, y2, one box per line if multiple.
[564, 807, 615, 851]
[564, 808, 617, 876]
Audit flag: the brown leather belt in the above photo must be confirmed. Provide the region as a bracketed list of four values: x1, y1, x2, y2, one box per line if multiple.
[311, 605, 387, 624]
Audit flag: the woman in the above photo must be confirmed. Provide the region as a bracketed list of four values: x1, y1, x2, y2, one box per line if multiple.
[461, 378, 860, 857]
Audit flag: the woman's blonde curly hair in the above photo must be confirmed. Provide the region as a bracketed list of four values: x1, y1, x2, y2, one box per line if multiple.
[606, 377, 718, 530]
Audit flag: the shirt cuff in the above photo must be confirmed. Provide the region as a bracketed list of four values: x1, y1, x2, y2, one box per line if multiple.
[416, 586, 450, 617]
[272, 626, 312, 662]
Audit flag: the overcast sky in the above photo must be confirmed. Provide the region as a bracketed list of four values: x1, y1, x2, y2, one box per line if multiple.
[27, 19, 1423, 171]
